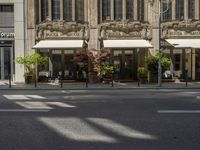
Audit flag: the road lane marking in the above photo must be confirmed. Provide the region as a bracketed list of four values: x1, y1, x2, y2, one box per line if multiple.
[45, 102, 76, 108]
[3, 95, 46, 100]
[0, 109, 49, 112]
[16, 102, 52, 109]
[158, 110, 200, 114]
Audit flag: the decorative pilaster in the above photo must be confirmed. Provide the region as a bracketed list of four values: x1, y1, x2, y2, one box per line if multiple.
[134, 0, 138, 20]
[195, 0, 200, 20]
[122, 0, 126, 20]
[172, 0, 176, 20]
[110, 0, 114, 20]
[144, 0, 148, 21]
[39, 0, 41, 22]
[72, 0, 76, 21]
[99, 0, 102, 22]
[184, 0, 188, 20]
[84, 0, 88, 22]
[60, 0, 64, 20]
[48, 0, 52, 20]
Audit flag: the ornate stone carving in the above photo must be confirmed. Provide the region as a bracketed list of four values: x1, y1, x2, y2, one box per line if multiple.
[36, 20, 89, 41]
[162, 20, 200, 38]
[99, 21, 152, 40]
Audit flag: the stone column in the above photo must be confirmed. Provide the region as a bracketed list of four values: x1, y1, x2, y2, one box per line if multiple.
[195, 0, 200, 20]
[38, 0, 41, 22]
[144, 0, 148, 21]
[88, 0, 99, 50]
[99, 0, 102, 22]
[184, 0, 188, 20]
[110, 0, 114, 20]
[172, 0, 176, 20]
[84, 0, 88, 22]
[72, 0, 76, 21]
[134, 0, 138, 20]
[60, 0, 64, 20]
[14, 0, 25, 82]
[122, 0, 126, 20]
[48, 0, 52, 20]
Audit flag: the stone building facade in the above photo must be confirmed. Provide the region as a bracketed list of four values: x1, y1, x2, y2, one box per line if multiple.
[1, 0, 200, 82]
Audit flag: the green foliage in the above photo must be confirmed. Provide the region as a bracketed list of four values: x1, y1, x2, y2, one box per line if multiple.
[146, 52, 171, 74]
[137, 67, 148, 77]
[16, 53, 48, 76]
[97, 65, 114, 78]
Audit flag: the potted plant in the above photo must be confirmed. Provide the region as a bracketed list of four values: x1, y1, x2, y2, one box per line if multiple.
[137, 67, 148, 84]
[97, 65, 114, 83]
[16, 53, 48, 84]
[146, 51, 170, 82]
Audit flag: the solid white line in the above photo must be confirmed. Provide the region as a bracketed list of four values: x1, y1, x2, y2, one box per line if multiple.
[158, 110, 200, 113]
[0, 109, 50, 112]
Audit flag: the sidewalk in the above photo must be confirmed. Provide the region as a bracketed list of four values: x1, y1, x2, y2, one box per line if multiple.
[0, 80, 200, 90]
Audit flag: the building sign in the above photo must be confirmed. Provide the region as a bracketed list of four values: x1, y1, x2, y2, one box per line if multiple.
[167, 30, 200, 37]
[0, 31, 15, 39]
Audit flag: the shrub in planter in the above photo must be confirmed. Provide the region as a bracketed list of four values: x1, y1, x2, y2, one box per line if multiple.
[16, 53, 48, 84]
[137, 67, 148, 84]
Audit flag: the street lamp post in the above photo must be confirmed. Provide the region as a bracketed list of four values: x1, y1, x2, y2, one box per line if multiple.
[148, 0, 171, 87]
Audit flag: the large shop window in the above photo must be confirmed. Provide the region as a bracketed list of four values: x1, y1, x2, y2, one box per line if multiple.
[138, 0, 144, 21]
[126, 0, 133, 19]
[176, 0, 184, 20]
[196, 50, 200, 80]
[63, 0, 72, 21]
[76, 0, 84, 22]
[52, 0, 61, 20]
[41, 0, 49, 21]
[162, 1, 172, 22]
[188, 0, 195, 19]
[102, 0, 111, 21]
[114, 0, 122, 20]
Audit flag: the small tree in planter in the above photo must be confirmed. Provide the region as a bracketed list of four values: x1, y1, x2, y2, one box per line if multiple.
[137, 67, 148, 84]
[146, 52, 170, 82]
[74, 48, 110, 83]
[16, 53, 48, 84]
[97, 65, 114, 83]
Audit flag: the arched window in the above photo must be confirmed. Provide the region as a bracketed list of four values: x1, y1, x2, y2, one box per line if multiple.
[188, 0, 195, 19]
[126, 0, 133, 20]
[52, 0, 60, 20]
[41, 0, 48, 21]
[63, 0, 72, 21]
[114, 0, 122, 20]
[176, 0, 184, 20]
[138, 0, 144, 21]
[162, 1, 172, 22]
[102, 0, 111, 21]
[76, 0, 84, 21]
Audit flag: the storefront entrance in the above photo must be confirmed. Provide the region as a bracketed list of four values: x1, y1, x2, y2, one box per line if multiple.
[196, 50, 200, 80]
[38, 49, 86, 81]
[111, 49, 141, 81]
[0, 46, 13, 80]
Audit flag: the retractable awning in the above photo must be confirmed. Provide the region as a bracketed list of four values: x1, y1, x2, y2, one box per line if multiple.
[103, 40, 152, 48]
[166, 39, 200, 48]
[33, 40, 84, 49]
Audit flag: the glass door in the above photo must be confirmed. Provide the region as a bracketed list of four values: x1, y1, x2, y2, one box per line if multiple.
[51, 50, 62, 78]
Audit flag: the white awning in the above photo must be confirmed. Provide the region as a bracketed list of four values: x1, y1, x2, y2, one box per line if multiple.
[166, 39, 200, 48]
[33, 40, 84, 49]
[103, 40, 152, 48]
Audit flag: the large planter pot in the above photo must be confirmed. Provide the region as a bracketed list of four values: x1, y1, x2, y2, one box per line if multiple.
[88, 72, 98, 83]
[25, 76, 33, 84]
[139, 77, 148, 84]
[149, 73, 158, 83]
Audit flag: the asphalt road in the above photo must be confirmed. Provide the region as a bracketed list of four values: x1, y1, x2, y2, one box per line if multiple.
[0, 89, 200, 150]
